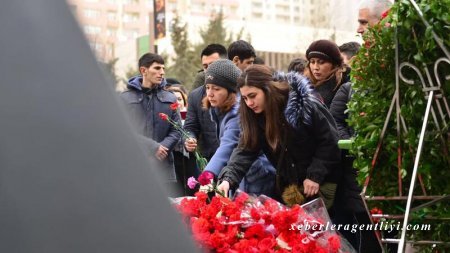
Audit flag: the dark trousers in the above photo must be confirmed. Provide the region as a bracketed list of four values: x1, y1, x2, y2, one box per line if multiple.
[331, 208, 383, 253]
[173, 151, 200, 197]
[330, 151, 383, 253]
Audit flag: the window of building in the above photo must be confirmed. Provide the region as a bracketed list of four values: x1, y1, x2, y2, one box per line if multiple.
[124, 29, 140, 39]
[123, 0, 139, 4]
[123, 12, 140, 23]
[84, 25, 101, 35]
[191, 3, 204, 13]
[89, 42, 103, 52]
[276, 14, 290, 23]
[107, 11, 117, 21]
[252, 13, 263, 19]
[106, 28, 117, 37]
[84, 9, 100, 19]
[252, 1, 262, 8]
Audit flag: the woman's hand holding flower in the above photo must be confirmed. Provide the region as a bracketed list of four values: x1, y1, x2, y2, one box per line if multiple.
[184, 138, 197, 152]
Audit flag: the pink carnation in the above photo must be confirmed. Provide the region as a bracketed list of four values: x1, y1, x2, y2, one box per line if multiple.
[187, 177, 198, 189]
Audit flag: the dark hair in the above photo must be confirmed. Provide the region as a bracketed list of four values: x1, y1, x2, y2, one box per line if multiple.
[165, 77, 180, 84]
[339, 42, 361, 59]
[237, 64, 289, 151]
[138, 53, 164, 68]
[167, 85, 188, 107]
[253, 56, 265, 65]
[287, 58, 307, 73]
[201, 44, 227, 58]
[304, 63, 344, 90]
[228, 40, 256, 62]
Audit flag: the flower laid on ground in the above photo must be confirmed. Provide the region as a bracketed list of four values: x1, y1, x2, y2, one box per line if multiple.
[159, 102, 208, 171]
[173, 192, 355, 253]
[187, 171, 225, 197]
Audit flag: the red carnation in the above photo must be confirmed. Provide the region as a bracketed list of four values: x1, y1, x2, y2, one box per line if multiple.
[258, 237, 277, 250]
[244, 224, 266, 239]
[198, 171, 214, 186]
[250, 208, 261, 221]
[191, 217, 210, 235]
[381, 9, 390, 20]
[158, 113, 168, 121]
[328, 234, 341, 253]
[170, 102, 179, 111]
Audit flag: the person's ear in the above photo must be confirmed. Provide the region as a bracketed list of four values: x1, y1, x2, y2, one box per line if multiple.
[139, 66, 146, 75]
[232, 56, 240, 65]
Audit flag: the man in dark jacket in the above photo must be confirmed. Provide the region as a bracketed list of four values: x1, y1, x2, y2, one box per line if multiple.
[120, 53, 181, 185]
[184, 44, 227, 161]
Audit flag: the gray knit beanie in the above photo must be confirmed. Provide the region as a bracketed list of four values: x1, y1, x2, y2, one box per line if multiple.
[205, 59, 241, 92]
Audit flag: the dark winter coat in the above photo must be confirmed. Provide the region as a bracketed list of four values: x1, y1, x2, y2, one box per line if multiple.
[330, 82, 354, 140]
[314, 68, 351, 108]
[183, 85, 219, 159]
[218, 73, 341, 199]
[120, 76, 181, 182]
[330, 81, 365, 214]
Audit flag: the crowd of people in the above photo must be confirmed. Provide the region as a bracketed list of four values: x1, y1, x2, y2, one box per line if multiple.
[119, 0, 392, 252]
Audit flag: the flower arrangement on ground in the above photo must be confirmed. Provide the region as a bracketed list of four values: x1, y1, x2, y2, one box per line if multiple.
[173, 191, 355, 253]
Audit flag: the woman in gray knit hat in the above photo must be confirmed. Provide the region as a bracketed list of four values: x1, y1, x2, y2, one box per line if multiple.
[184, 59, 276, 196]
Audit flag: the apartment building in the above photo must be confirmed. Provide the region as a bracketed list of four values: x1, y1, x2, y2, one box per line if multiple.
[69, 0, 360, 78]
[68, 0, 154, 62]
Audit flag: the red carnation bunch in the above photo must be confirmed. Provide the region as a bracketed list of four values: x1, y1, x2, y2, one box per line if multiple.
[173, 192, 355, 252]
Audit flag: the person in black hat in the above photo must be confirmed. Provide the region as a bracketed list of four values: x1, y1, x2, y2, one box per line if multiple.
[185, 59, 276, 197]
[306, 40, 378, 252]
[304, 39, 350, 108]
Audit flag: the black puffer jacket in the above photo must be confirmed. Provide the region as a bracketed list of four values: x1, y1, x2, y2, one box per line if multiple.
[183, 85, 219, 159]
[330, 82, 365, 213]
[330, 82, 354, 140]
[219, 73, 341, 194]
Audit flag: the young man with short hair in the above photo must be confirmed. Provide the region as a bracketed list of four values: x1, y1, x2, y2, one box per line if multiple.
[339, 42, 361, 65]
[120, 53, 181, 185]
[227, 40, 256, 71]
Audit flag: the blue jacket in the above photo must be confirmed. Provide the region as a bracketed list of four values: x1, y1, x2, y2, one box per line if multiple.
[120, 76, 181, 182]
[205, 100, 276, 196]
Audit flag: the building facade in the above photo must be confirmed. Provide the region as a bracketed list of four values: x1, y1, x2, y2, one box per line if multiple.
[69, 0, 361, 86]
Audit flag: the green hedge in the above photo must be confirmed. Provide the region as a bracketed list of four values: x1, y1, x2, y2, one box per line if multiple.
[348, 0, 450, 250]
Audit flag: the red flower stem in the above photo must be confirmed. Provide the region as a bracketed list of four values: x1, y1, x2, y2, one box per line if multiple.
[164, 117, 207, 170]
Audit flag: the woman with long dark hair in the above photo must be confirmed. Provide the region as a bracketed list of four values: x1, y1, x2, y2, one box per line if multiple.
[217, 64, 341, 208]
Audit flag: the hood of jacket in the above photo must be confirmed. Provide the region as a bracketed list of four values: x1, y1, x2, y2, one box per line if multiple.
[127, 75, 167, 91]
[210, 95, 240, 135]
[281, 72, 322, 129]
